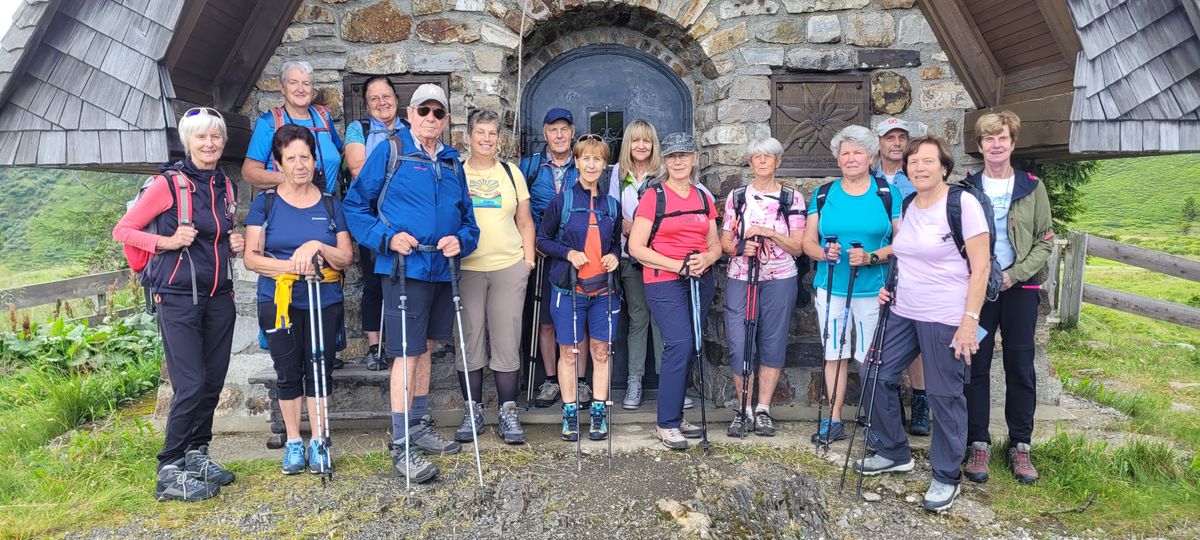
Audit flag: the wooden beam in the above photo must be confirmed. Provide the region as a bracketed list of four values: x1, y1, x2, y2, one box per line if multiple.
[1083, 284, 1200, 329]
[1086, 235, 1200, 283]
[1033, 0, 1082, 70]
[0, 270, 130, 310]
[965, 92, 1073, 156]
[167, 99, 252, 163]
[212, 0, 305, 111]
[917, 0, 1004, 107]
[165, 0, 208, 73]
[1059, 231, 1087, 328]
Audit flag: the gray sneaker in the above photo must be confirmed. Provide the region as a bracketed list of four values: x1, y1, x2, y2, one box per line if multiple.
[185, 445, 235, 486]
[727, 412, 750, 438]
[389, 441, 438, 483]
[853, 454, 915, 476]
[410, 420, 462, 455]
[657, 426, 689, 450]
[533, 380, 560, 408]
[454, 401, 485, 443]
[622, 377, 643, 410]
[679, 419, 704, 439]
[497, 401, 525, 444]
[753, 411, 776, 437]
[154, 461, 219, 502]
[923, 479, 962, 512]
[577, 381, 592, 405]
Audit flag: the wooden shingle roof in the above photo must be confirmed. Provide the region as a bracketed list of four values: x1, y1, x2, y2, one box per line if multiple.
[1069, 0, 1200, 153]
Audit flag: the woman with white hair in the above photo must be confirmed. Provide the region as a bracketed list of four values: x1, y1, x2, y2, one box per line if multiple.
[801, 124, 900, 446]
[113, 108, 244, 501]
[720, 137, 805, 438]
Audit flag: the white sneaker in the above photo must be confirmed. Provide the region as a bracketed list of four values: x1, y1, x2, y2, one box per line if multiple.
[923, 480, 961, 512]
[683, 395, 695, 409]
[853, 454, 915, 476]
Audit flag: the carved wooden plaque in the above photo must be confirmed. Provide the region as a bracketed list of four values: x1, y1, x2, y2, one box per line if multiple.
[770, 74, 870, 177]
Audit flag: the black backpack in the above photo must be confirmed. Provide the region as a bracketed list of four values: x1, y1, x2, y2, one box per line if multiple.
[631, 181, 712, 275]
[901, 183, 1003, 302]
[730, 185, 811, 306]
[814, 174, 894, 227]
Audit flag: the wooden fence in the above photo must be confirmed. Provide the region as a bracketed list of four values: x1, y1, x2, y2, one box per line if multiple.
[1052, 231, 1200, 329]
[0, 270, 135, 324]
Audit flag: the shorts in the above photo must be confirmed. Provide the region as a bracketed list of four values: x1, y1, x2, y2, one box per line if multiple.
[382, 278, 454, 358]
[724, 275, 797, 374]
[548, 288, 621, 345]
[813, 288, 879, 363]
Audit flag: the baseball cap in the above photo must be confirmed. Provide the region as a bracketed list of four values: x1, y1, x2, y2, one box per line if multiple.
[543, 107, 573, 125]
[875, 117, 914, 137]
[409, 83, 448, 108]
[660, 132, 696, 155]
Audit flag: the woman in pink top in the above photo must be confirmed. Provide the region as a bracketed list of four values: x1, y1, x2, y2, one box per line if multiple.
[852, 136, 989, 513]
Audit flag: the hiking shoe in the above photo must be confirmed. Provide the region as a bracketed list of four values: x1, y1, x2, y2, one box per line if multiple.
[853, 454, 915, 476]
[281, 440, 306, 475]
[497, 401, 525, 444]
[657, 427, 689, 450]
[908, 393, 930, 436]
[622, 377, 643, 410]
[727, 412, 750, 438]
[329, 355, 345, 370]
[589, 401, 609, 440]
[683, 395, 695, 409]
[754, 411, 776, 437]
[154, 461, 219, 502]
[562, 403, 580, 442]
[923, 479, 961, 512]
[810, 419, 847, 445]
[964, 441, 991, 483]
[185, 445, 235, 486]
[577, 381, 592, 406]
[308, 439, 332, 474]
[409, 420, 461, 456]
[365, 345, 387, 371]
[680, 419, 704, 439]
[454, 401, 485, 443]
[389, 441, 438, 483]
[534, 380, 560, 408]
[1008, 443, 1039, 484]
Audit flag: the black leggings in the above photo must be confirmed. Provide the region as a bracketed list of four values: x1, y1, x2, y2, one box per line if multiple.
[258, 302, 343, 400]
[965, 280, 1040, 446]
[359, 245, 383, 333]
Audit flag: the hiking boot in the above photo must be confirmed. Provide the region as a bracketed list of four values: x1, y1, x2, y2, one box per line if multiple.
[810, 419, 847, 446]
[561, 403, 580, 442]
[754, 411, 776, 437]
[184, 445, 235, 486]
[409, 420, 461, 456]
[679, 419, 704, 439]
[454, 401, 485, 443]
[577, 381, 592, 406]
[154, 461, 219, 502]
[622, 377, 643, 410]
[497, 401, 525, 444]
[308, 439, 332, 474]
[727, 412, 750, 438]
[923, 479, 962, 512]
[683, 396, 695, 409]
[589, 401, 609, 440]
[364, 345, 387, 371]
[907, 393, 930, 436]
[534, 380, 560, 408]
[657, 427, 689, 450]
[389, 441, 438, 483]
[853, 454, 915, 476]
[1008, 443, 1039, 484]
[964, 441, 991, 483]
[281, 440, 306, 475]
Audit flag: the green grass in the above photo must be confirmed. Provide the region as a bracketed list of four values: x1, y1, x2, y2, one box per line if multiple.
[0, 262, 88, 290]
[1072, 154, 1200, 256]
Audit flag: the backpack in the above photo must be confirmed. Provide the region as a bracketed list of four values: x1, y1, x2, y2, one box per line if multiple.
[271, 105, 346, 197]
[814, 175, 894, 226]
[555, 184, 619, 244]
[901, 183, 1003, 302]
[376, 135, 464, 231]
[730, 185, 812, 306]
[643, 181, 712, 251]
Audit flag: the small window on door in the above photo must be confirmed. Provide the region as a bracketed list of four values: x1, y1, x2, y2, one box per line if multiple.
[587, 109, 623, 164]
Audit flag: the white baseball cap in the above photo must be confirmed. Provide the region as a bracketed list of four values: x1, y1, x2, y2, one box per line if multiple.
[409, 83, 448, 109]
[876, 117, 921, 137]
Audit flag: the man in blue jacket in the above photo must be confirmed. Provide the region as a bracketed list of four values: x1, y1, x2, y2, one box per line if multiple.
[344, 84, 480, 483]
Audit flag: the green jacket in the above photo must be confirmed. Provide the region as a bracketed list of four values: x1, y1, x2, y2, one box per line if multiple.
[964, 169, 1055, 283]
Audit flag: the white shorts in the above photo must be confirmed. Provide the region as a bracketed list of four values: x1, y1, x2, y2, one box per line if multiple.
[813, 288, 880, 363]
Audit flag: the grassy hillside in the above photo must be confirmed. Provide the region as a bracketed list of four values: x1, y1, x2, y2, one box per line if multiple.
[1072, 154, 1200, 257]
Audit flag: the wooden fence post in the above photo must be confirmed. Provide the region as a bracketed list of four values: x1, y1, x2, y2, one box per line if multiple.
[1044, 237, 1066, 325]
[1059, 231, 1088, 328]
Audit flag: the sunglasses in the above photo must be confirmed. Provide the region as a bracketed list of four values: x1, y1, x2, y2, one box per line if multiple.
[183, 107, 223, 120]
[416, 106, 447, 120]
[577, 133, 604, 143]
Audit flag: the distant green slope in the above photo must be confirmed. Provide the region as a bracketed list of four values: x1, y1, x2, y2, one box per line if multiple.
[1072, 154, 1200, 257]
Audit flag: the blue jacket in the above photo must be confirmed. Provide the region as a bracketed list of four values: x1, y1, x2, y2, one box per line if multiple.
[535, 181, 622, 293]
[520, 153, 579, 230]
[343, 125, 480, 283]
[871, 162, 915, 198]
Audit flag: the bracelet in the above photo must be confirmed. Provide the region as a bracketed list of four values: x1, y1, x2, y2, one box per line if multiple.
[964, 311, 980, 321]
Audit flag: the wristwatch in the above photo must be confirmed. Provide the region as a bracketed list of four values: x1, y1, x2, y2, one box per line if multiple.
[869, 252, 880, 265]
[964, 311, 980, 321]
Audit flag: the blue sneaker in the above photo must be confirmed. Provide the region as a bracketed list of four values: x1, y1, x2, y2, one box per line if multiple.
[308, 439, 332, 474]
[811, 419, 846, 445]
[282, 440, 306, 475]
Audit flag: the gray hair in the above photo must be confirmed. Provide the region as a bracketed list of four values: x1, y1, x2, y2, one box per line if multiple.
[829, 125, 878, 158]
[177, 108, 227, 156]
[278, 60, 313, 85]
[746, 137, 784, 160]
[467, 108, 500, 133]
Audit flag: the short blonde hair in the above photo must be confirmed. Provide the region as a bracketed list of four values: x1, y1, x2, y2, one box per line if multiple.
[974, 111, 1021, 146]
[618, 120, 662, 180]
[177, 108, 227, 156]
[573, 136, 611, 163]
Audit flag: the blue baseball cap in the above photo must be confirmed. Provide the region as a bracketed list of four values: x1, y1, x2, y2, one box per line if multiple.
[543, 107, 573, 125]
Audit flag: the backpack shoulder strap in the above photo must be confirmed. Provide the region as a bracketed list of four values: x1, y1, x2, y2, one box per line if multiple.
[731, 186, 747, 237]
[322, 193, 337, 234]
[162, 170, 192, 225]
[378, 136, 404, 229]
[500, 161, 516, 191]
[520, 153, 541, 186]
[873, 175, 893, 219]
[946, 185, 967, 256]
[271, 107, 285, 129]
[901, 191, 917, 217]
[358, 119, 370, 138]
[815, 181, 834, 214]
[555, 186, 575, 242]
[647, 182, 668, 247]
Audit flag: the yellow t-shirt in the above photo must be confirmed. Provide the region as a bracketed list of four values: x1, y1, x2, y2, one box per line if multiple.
[461, 160, 530, 272]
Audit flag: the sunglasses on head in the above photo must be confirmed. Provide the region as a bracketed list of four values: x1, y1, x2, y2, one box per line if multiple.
[577, 133, 604, 143]
[184, 107, 223, 120]
[416, 106, 447, 120]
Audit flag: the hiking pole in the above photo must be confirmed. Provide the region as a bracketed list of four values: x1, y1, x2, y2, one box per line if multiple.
[737, 239, 762, 438]
[684, 252, 711, 456]
[307, 256, 333, 483]
[840, 256, 898, 496]
[823, 242, 862, 450]
[606, 268, 616, 467]
[526, 258, 544, 410]
[391, 253, 411, 492]
[570, 266, 582, 472]
[815, 235, 838, 452]
[449, 255, 486, 488]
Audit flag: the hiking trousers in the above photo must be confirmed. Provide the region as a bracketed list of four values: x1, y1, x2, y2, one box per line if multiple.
[359, 245, 383, 334]
[646, 273, 715, 430]
[966, 280, 1040, 446]
[621, 259, 663, 378]
[155, 291, 236, 469]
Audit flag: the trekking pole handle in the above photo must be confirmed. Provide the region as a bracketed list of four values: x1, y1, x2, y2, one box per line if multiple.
[824, 235, 840, 264]
[448, 255, 461, 296]
[309, 253, 322, 281]
[883, 255, 898, 305]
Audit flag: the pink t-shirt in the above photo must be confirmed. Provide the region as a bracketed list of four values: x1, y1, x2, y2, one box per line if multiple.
[891, 191, 989, 326]
[635, 184, 717, 284]
[721, 186, 806, 281]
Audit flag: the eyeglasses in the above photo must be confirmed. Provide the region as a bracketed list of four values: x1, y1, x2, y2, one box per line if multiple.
[577, 133, 604, 143]
[416, 106, 447, 120]
[183, 107, 223, 120]
[367, 94, 396, 105]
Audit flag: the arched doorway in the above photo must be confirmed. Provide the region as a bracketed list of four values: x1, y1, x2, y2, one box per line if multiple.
[521, 44, 693, 160]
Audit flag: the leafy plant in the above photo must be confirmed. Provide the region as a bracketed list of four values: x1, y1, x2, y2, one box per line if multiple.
[1034, 160, 1099, 231]
[0, 312, 160, 374]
